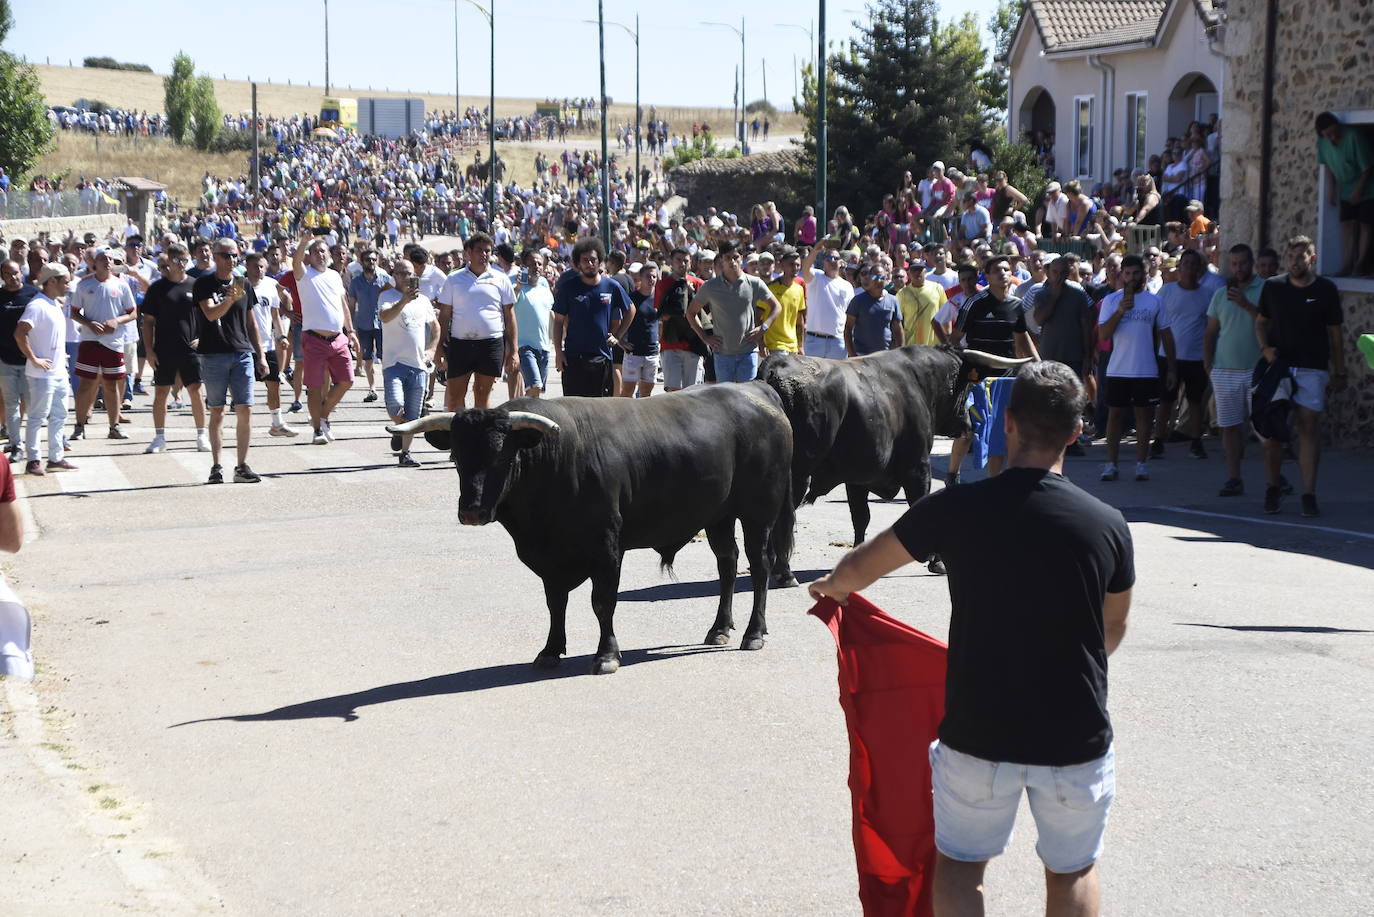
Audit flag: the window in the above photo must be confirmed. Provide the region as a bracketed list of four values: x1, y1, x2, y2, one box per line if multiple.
[1125, 92, 1148, 172]
[1074, 96, 1094, 178]
[1316, 110, 1374, 292]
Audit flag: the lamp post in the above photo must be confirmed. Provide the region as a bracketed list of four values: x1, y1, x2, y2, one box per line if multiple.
[458, 0, 495, 221]
[323, 0, 330, 94]
[586, 16, 640, 215]
[597, 1, 610, 250]
[704, 18, 747, 151]
[774, 21, 814, 112]
[817, 0, 828, 224]
[454, 1, 460, 120]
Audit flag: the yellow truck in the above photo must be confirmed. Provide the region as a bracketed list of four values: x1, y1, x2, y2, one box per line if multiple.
[319, 97, 358, 131]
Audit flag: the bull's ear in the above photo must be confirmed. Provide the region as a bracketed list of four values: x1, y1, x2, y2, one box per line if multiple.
[423, 430, 453, 452]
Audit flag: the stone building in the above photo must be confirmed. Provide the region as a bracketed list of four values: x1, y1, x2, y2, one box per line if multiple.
[668, 150, 809, 221]
[1219, 0, 1374, 446]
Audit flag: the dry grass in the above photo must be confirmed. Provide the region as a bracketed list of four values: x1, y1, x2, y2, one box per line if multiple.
[35, 63, 805, 132]
[36, 132, 245, 205]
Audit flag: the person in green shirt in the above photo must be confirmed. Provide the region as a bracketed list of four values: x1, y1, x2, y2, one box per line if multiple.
[1316, 111, 1374, 276]
[1203, 244, 1265, 497]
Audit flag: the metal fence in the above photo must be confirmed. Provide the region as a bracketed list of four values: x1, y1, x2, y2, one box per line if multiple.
[1, 189, 122, 222]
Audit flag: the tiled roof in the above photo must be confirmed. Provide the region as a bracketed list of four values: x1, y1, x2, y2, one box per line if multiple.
[1027, 0, 1168, 53]
[672, 149, 804, 176]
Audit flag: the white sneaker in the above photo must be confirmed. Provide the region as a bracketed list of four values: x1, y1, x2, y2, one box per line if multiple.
[196, 432, 211, 452]
[1135, 461, 1150, 481]
[269, 423, 299, 438]
[312, 428, 329, 445]
[321, 419, 335, 442]
[144, 434, 166, 454]
[1099, 462, 1119, 482]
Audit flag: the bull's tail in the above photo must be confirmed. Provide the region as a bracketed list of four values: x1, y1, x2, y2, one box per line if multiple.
[770, 478, 796, 576]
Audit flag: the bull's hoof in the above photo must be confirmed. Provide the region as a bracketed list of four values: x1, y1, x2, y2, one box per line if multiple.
[740, 635, 766, 651]
[533, 652, 562, 669]
[590, 655, 620, 675]
[927, 556, 947, 576]
[704, 629, 732, 646]
[771, 573, 800, 588]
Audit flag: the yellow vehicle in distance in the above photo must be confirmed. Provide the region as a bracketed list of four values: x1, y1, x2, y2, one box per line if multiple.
[319, 97, 358, 132]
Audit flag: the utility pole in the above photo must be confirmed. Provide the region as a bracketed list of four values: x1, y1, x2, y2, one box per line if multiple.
[817, 0, 828, 222]
[598, 0, 610, 250]
[324, 0, 330, 94]
[251, 82, 260, 208]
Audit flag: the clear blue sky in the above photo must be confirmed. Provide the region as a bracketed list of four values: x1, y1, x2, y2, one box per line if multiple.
[8, 0, 995, 110]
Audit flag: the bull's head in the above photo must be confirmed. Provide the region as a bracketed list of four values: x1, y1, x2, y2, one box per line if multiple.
[386, 409, 561, 526]
[935, 347, 1033, 438]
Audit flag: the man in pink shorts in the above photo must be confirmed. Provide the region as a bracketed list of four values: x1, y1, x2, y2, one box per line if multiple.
[292, 235, 360, 445]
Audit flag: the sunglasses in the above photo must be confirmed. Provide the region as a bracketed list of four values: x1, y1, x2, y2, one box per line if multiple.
[214, 251, 240, 259]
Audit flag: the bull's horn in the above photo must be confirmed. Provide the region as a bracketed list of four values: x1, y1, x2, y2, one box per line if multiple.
[506, 411, 561, 436]
[963, 350, 1033, 371]
[387, 413, 456, 435]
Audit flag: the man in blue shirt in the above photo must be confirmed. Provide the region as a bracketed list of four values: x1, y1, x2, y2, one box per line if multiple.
[552, 237, 635, 397]
[845, 264, 903, 357]
[346, 248, 392, 402]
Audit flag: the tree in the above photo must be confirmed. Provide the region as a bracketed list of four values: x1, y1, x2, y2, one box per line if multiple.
[164, 52, 196, 145]
[0, 3, 55, 181]
[190, 75, 220, 151]
[796, 0, 997, 216]
[983, 0, 1027, 115]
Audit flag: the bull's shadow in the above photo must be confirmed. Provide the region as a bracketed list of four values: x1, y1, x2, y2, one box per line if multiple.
[168, 645, 729, 725]
[616, 569, 829, 602]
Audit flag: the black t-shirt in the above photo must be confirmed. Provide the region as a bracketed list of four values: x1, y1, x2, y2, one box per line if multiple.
[957, 289, 1026, 360]
[625, 290, 660, 356]
[892, 468, 1135, 766]
[0, 284, 39, 366]
[142, 277, 201, 357]
[191, 273, 256, 354]
[1257, 275, 1344, 370]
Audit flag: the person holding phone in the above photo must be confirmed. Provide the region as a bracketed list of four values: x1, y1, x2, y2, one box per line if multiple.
[1097, 254, 1176, 482]
[377, 259, 439, 468]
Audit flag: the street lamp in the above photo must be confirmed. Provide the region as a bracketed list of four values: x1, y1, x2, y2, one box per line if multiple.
[458, 0, 495, 222]
[597, 0, 610, 250]
[818, 0, 828, 225]
[703, 18, 747, 152]
[323, 0, 330, 94]
[774, 22, 814, 105]
[586, 16, 641, 216]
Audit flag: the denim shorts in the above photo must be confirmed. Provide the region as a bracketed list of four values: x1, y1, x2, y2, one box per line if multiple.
[383, 363, 427, 420]
[1291, 368, 1329, 413]
[356, 328, 384, 362]
[804, 332, 847, 360]
[929, 739, 1115, 874]
[712, 350, 759, 384]
[518, 346, 549, 391]
[201, 351, 255, 408]
[660, 349, 700, 388]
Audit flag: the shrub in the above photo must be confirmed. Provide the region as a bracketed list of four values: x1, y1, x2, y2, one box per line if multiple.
[83, 56, 153, 73]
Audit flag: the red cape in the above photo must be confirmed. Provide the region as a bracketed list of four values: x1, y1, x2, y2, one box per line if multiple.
[810, 593, 948, 917]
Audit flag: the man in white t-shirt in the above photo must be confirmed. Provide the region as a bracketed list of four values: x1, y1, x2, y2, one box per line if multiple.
[246, 253, 297, 438]
[377, 258, 439, 468]
[70, 248, 138, 440]
[923, 243, 961, 293]
[799, 242, 854, 359]
[292, 235, 360, 445]
[1097, 254, 1176, 482]
[14, 263, 76, 474]
[436, 231, 516, 410]
[1151, 250, 1213, 460]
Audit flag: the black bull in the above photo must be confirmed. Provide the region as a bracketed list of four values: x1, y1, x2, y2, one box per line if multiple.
[390, 382, 795, 675]
[758, 345, 1029, 581]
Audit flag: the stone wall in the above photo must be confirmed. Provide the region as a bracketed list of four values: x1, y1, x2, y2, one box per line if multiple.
[1219, 0, 1374, 447]
[0, 213, 128, 246]
[669, 150, 809, 222]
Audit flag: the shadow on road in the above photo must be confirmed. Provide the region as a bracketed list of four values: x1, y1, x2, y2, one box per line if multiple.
[1124, 504, 1374, 571]
[1176, 622, 1373, 634]
[617, 570, 828, 602]
[168, 644, 732, 725]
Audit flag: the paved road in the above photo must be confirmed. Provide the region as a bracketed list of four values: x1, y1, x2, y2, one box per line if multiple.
[3, 376, 1371, 915]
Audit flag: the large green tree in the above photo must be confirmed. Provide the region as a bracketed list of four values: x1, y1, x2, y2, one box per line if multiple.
[983, 0, 1028, 114]
[164, 52, 196, 145]
[0, 1, 55, 182]
[190, 75, 220, 151]
[796, 0, 997, 216]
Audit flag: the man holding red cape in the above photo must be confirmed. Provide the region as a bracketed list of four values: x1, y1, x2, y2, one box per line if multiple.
[810, 361, 1134, 917]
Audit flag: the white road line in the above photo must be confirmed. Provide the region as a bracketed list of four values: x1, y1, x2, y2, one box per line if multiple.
[168, 451, 216, 482]
[55, 456, 132, 495]
[1147, 506, 1374, 541]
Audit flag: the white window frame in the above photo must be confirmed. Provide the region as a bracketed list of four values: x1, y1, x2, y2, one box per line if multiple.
[1074, 95, 1094, 179]
[1125, 92, 1148, 172]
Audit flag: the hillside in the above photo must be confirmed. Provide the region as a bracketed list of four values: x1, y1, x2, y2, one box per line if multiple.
[35, 63, 801, 133]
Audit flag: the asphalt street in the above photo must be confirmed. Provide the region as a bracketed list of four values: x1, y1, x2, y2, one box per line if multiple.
[2, 375, 1371, 915]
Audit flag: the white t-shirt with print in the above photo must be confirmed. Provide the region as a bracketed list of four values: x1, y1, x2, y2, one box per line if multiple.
[1098, 289, 1170, 378]
[437, 268, 515, 340]
[379, 291, 433, 369]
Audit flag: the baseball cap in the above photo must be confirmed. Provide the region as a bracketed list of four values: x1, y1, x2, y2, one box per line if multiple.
[757, 251, 775, 262]
[932, 160, 945, 171]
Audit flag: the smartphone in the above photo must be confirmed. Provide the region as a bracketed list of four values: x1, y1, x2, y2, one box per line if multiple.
[520, 267, 530, 284]
[408, 276, 420, 294]
[310, 227, 330, 237]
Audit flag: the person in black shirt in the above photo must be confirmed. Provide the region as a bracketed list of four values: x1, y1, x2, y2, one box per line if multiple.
[191, 240, 268, 484]
[1255, 235, 1348, 516]
[141, 243, 209, 455]
[946, 255, 1039, 482]
[620, 262, 661, 398]
[0, 260, 39, 456]
[810, 361, 1133, 917]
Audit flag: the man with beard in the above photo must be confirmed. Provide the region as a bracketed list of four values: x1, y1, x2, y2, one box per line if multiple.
[552, 237, 634, 397]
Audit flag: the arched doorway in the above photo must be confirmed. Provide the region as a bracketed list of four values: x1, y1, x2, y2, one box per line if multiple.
[1018, 86, 1056, 172]
[1168, 73, 1218, 140]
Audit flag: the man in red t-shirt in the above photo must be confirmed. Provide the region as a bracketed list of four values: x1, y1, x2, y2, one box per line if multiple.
[654, 247, 705, 391]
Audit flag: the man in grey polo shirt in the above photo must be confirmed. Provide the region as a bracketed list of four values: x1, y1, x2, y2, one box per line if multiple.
[686, 242, 782, 383]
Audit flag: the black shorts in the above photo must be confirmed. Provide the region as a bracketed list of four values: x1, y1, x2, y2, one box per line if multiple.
[562, 353, 613, 397]
[1157, 356, 1208, 403]
[1339, 197, 1374, 226]
[611, 343, 625, 366]
[152, 352, 202, 387]
[446, 337, 504, 379]
[256, 350, 281, 383]
[1106, 376, 1161, 408]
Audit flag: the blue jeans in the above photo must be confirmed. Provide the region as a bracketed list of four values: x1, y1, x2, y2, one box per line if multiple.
[201, 352, 255, 408]
[712, 350, 760, 383]
[383, 363, 426, 420]
[804, 333, 847, 360]
[518, 346, 550, 391]
[25, 373, 68, 462]
[0, 363, 27, 446]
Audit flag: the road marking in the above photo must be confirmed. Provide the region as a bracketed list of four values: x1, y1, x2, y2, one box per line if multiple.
[168, 451, 215, 483]
[55, 456, 131, 495]
[1147, 506, 1374, 541]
